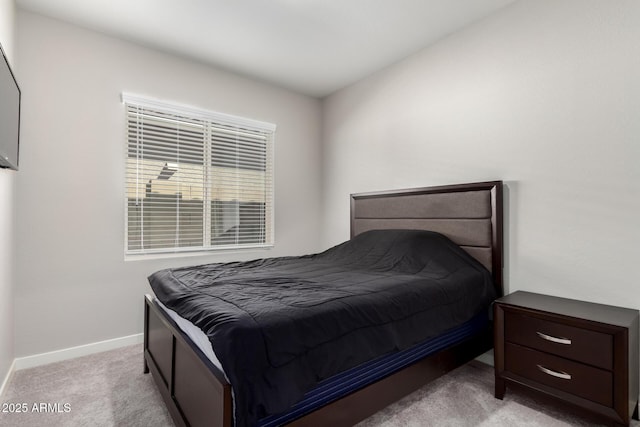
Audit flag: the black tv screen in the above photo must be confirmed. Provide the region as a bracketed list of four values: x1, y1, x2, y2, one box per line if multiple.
[0, 42, 20, 171]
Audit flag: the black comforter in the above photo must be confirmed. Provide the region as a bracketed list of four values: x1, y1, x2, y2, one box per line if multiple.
[149, 229, 496, 426]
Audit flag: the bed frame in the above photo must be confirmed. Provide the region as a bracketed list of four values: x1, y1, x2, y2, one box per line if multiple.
[144, 180, 503, 427]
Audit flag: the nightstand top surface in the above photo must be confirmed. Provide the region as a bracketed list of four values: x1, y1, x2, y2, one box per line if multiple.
[496, 291, 639, 328]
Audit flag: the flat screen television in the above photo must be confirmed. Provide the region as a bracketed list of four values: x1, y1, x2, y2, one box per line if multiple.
[0, 42, 21, 171]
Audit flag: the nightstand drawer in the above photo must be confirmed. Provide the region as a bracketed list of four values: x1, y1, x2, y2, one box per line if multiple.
[505, 343, 613, 407]
[505, 311, 613, 370]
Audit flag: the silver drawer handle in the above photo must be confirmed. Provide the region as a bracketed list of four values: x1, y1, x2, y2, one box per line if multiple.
[536, 331, 572, 345]
[537, 364, 572, 380]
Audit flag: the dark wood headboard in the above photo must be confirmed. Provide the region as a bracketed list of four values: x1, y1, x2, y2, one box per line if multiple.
[350, 181, 503, 296]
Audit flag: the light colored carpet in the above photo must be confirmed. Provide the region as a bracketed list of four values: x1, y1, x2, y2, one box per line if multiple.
[0, 345, 173, 427]
[1, 345, 638, 426]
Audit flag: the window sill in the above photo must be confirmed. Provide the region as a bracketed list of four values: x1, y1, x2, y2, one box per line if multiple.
[124, 244, 274, 262]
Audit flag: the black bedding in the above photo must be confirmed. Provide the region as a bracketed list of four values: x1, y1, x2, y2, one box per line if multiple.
[148, 229, 496, 426]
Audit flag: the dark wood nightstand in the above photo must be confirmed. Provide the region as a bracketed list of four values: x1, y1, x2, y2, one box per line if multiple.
[494, 291, 639, 426]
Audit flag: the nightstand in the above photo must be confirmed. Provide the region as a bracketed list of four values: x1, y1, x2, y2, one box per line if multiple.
[494, 291, 639, 426]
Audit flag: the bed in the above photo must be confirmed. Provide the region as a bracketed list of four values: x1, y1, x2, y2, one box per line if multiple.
[143, 180, 504, 427]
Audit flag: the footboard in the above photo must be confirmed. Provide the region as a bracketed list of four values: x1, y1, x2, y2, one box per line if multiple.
[144, 294, 233, 427]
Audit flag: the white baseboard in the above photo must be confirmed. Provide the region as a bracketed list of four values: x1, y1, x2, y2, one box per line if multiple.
[14, 333, 143, 371]
[0, 359, 16, 398]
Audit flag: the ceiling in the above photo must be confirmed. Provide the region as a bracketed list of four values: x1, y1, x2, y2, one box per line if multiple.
[16, 0, 515, 97]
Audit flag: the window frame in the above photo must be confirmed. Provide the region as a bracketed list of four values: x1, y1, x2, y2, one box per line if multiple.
[122, 93, 276, 258]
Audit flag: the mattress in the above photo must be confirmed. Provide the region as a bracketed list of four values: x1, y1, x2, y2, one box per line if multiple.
[149, 229, 496, 426]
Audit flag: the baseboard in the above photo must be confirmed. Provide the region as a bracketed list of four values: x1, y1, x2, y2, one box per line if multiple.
[14, 333, 143, 371]
[474, 349, 494, 366]
[0, 358, 16, 398]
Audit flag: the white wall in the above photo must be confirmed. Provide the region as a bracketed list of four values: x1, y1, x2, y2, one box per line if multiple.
[0, 0, 16, 389]
[322, 0, 640, 309]
[14, 11, 323, 357]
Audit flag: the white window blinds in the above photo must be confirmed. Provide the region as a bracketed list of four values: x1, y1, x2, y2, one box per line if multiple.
[123, 94, 275, 255]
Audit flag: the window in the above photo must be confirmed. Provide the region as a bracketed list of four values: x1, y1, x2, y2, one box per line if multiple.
[123, 94, 275, 255]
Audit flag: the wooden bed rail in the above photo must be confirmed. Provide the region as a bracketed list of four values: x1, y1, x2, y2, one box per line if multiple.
[144, 294, 232, 427]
